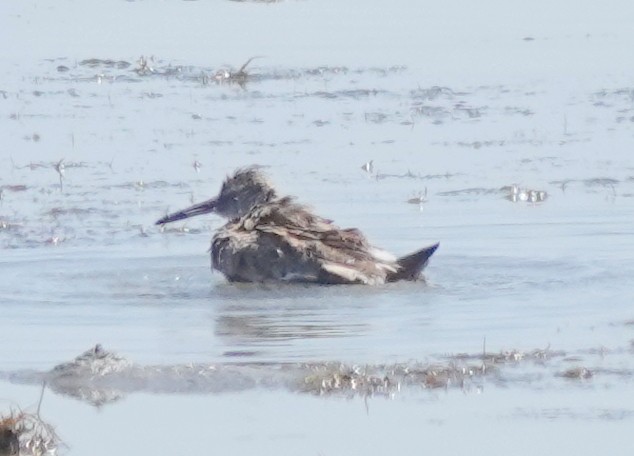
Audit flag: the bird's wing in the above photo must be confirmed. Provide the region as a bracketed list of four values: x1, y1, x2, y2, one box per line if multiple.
[249, 201, 397, 284]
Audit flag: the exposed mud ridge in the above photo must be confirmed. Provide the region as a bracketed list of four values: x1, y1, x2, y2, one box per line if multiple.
[64, 56, 407, 86]
[2, 344, 630, 406]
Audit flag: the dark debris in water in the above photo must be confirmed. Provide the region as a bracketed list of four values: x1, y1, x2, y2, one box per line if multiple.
[0, 388, 64, 456]
[80, 58, 131, 69]
[0, 411, 62, 456]
[557, 367, 593, 379]
[0, 185, 28, 193]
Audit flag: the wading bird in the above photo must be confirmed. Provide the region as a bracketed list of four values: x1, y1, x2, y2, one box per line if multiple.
[156, 167, 438, 284]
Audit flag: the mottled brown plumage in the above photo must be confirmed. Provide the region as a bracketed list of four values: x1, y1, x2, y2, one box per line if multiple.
[156, 167, 438, 284]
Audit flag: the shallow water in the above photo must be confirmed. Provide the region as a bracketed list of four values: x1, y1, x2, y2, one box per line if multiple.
[2, 0, 634, 454]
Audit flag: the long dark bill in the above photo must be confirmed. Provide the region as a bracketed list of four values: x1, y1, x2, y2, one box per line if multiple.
[155, 198, 217, 225]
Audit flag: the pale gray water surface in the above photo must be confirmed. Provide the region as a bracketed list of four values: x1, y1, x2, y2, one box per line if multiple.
[2, 0, 634, 454]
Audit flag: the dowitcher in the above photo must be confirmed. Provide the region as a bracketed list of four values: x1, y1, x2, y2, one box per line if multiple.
[156, 167, 439, 284]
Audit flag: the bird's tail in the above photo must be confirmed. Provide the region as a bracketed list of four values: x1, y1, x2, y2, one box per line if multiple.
[386, 242, 439, 282]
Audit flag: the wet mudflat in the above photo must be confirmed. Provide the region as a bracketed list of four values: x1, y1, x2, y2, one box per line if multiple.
[2, 0, 634, 454]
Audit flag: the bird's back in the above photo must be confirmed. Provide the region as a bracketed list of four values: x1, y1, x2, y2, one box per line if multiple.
[211, 197, 398, 284]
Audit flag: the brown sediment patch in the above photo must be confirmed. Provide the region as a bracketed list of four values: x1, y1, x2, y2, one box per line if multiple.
[300, 360, 494, 397]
